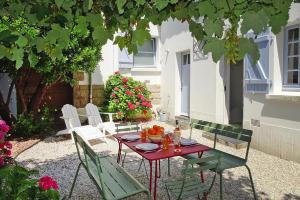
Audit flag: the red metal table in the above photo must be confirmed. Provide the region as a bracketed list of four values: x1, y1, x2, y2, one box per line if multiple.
[113, 132, 211, 200]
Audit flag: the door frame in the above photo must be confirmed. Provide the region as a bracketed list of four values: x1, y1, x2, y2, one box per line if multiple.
[180, 52, 191, 116]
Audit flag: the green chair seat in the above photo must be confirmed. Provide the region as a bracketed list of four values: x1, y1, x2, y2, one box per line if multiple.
[182, 149, 246, 172]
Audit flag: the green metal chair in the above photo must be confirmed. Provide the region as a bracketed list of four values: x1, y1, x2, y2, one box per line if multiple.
[116, 122, 148, 176]
[69, 131, 150, 200]
[164, 156, 220, 200]
[183, 119, 257, 200]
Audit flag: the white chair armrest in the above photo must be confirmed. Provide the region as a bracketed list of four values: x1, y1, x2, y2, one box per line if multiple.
[99, 112, 115, 123]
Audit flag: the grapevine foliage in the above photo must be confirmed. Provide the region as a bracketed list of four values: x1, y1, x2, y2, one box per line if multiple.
[0, 0, 294, 69]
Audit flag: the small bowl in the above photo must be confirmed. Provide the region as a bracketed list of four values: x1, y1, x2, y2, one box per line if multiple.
[148, 134, 162, 143]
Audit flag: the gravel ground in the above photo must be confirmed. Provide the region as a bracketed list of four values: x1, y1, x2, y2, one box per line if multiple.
[16, 122, 300, 200]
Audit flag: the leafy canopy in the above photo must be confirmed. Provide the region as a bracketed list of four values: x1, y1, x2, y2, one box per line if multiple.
[0, 0, 293, 69]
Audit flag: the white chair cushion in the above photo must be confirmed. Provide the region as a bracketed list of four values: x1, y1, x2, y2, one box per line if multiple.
[71, 125, 105, 141]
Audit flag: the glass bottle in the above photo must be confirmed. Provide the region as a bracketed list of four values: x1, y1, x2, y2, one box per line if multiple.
[173, 120, 182, 152]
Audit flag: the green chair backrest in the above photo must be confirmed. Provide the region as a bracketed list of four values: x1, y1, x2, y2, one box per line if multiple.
[190, 119, 253, 161]
[116, 122, 140, 133]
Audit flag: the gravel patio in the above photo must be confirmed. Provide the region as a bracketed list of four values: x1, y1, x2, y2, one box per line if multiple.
[16, 122, 300, 200]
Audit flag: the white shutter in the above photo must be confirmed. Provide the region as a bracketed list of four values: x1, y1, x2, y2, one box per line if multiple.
[119, 48, 133, 68]
[244, 32, 272, 93]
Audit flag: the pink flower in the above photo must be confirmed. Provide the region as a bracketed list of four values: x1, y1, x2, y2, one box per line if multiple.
[147, 102, 152, 108]
[141, 101, 148, 107]
[39, 176, 59, 191]
[5, 150, 11, 156]
[125, 90, 133, 96]
[0, 156, 4, 167]
[111, 93, 116, 98]
[114, 87, 119, 91]
[117, 111, 122, 116]
[122, 77, 128, 83]
[0, 120, 6, 126]
[136, 102, 140, 106]
[123, 85, 128, 89]
[114, 70, 120, 74]
[134, 87, 139, 91]
[0, 142, 4, 148]
[127, 102, 135, 110]
[0, 132, 5, 140]
[0, 124, 10, 133]
[4, 141, 12, 149]
[137, 94, 144, 99]
[143, 110, 148, 115]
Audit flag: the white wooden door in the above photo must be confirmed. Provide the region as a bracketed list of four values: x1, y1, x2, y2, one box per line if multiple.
[181, 53, 190, 116]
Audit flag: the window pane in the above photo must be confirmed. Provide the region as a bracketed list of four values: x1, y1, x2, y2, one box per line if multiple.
[288, 28, 299, 42]
[137, 40, 154, 52]
[288, 71, 298, 84]
[134, 53, 154, 66]
[288, 43, 299, 56]
[288, 57, 299, 70]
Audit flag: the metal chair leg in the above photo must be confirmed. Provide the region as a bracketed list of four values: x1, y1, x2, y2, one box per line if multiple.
[137, 159, 148, 179]
[219, 171, 223, 200]
[69, 163, 82, 198]
[121, 152, 127, 167]
[167, 158, 171, 176]
[245, 165, 257, 200]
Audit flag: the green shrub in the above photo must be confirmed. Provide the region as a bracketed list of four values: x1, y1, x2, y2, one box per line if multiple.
[10, 106, 54, 138]
[104, 71, 152, 121]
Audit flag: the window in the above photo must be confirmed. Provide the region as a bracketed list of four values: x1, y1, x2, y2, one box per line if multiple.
[133, 38, 156, 67]
[119, 38, 156, 68]
[284, 25, 300, 86]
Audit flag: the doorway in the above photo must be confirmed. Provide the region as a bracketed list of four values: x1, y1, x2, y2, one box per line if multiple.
[180, 52, 190, 116]
[229, 61, 243, 124]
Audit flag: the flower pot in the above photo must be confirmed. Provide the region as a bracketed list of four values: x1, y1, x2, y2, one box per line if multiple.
[159, 112, 167, 122]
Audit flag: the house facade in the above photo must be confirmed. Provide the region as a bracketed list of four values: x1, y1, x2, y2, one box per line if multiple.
[76, 3, 300, 163]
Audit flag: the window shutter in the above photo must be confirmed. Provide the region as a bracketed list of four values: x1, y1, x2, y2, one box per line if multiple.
[244, 32, 272, 93]
[119, 48, 133, 68]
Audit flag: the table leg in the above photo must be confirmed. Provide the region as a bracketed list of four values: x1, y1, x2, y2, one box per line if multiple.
[154, 160, 158, 200]
[157, 160, 161, 178]
[117, 141, 122, 163]
[149, 160, 153, 194]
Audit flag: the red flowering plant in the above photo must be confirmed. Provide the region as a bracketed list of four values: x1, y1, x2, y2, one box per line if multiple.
[104, 71, 152, 121]
[0, 120, 60, 199]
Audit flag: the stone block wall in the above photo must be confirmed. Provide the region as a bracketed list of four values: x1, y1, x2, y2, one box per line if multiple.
[147, 84, 161, 105]
[73, 85, 105, 107]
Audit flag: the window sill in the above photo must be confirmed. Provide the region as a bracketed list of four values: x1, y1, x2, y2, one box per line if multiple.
[266, 92, 300, 102]
[130, 67, 161, 72]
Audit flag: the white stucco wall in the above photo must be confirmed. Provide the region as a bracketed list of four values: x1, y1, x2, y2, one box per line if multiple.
[79, 23, 161, 86]
[160, 19, 228, 124]
[243, 3, 300, 163]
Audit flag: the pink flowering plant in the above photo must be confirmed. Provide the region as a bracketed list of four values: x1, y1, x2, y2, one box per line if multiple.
[104, 71, 152, 121]
[0, 120, 12, 167]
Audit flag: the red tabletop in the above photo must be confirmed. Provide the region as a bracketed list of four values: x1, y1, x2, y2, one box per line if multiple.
[113, 132, 211, 161]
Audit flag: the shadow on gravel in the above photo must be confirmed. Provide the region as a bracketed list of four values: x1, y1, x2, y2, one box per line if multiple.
[17, 147, 276, 200]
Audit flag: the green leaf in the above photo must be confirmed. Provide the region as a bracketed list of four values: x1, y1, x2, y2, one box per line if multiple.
[132, 29, 151, 45]
[28, 52, 39, 67]
[189, 21, 205, 41]
[238, 38, 259, 63]
[204, 19, 223, 38]
[52, 46, 63, 60]
[92, 27, 109, 45]
[135, 0, 145, 6]
[155, 0, 169, 11]
[197, 1, 215, 18]
[241, 10, 269, 35]
[203, 39, 225, 62]
[0, 45, 9, 59]
[86, 13, 103, 29]
[55, 0, 64, 8]
[11, 47, 24, 69]
[16, 35, 28, 47]
[116, 0, 126, 14]
[35, 37, 46, 52]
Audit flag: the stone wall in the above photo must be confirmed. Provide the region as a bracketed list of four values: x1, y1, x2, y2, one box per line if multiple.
[147, 84, 160, 105]
[73, 85, 105, 107]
